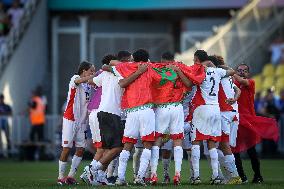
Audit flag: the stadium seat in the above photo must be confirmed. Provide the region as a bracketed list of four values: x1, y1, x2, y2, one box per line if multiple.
[252, 74, 262, 92]
[262, 76, 275, 90]
[275, 64, 284, 77]
[275, 77, 284, 90]
[262, 64, 275, 77]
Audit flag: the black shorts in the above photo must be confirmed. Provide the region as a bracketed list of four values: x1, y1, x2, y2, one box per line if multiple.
[97, 111, 124, 149]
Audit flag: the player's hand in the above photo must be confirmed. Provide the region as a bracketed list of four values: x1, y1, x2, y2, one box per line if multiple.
[167, 64, 180, 71]
[226, 98, 237, 105]
[136, 63, 148, 74]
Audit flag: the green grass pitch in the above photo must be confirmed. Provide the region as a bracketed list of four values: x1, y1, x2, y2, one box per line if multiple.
[0, 159, 283, 189]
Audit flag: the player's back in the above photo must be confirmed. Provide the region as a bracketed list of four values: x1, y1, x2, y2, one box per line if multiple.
[219, 76, 238, 111]
[198, 67, 226, 105]
[97, 71, 123, 116]
[64, 75, 90, 124]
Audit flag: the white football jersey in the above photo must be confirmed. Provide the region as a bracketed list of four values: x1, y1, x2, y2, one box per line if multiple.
[63, 75, 91, 125]
[198, 67, 226, 105]
[220, 76, 238, 111]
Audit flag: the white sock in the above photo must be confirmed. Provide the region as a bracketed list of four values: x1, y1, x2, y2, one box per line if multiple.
[113, 157, 119, 177]
[137, 148, 151, 179]
[217, 149, 226, 179]
[224, 154, 239, 177]
[186, 151, 194, 178]
[107, 160, 115, 178]
[162, 158, 171, 177]
[58, 161, 68, 179]
[174, 146, 183, 175]
[133, 148, 143, 177]
[191, 145, 200, 178]
[97, 170, 106, 182]
[91, 160, 103, 172]
[91, 159, 97, 167]
[68, 155, 82, 177]
[150, 146, 160, 176]
[145, 163, 151, 179]
[209, 148, 219, 179]
[118, 150, 130, 181]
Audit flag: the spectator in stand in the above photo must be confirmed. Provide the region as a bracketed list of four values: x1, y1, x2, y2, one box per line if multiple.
[254, 92, 265, 116]
[0, 2, 10, 35]
[277, 89, 284, 114]
[262, 89, 280, 155]
[270, 37, 284, 65]
[0, 93, 12, 156]
[7, 0, 24, 29]
[263, 89, 280, 121]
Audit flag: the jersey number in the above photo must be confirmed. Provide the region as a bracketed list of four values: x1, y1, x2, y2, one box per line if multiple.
[209, 77, 216, 96]
[229, 77, 233, 89]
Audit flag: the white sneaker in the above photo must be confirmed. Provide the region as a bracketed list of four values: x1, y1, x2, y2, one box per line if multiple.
[115, 178, 128, 186]
[134, 177, 146, 186]
[97, 174, 115, 186]
[80, 168, 90, 184]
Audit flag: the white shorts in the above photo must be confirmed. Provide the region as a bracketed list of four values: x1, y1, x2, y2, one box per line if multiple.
[123, 108, 155, 144]
[230, 113, 239, 147]
[191, 105, 222, 142]
[89, 110, 102, 148]
[221, 111, 238, 143]
[155, 104, 184, 139]
[62, 118, 87, 148]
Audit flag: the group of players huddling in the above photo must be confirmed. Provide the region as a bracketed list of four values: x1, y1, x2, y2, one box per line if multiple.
[56, 49, 275, 186]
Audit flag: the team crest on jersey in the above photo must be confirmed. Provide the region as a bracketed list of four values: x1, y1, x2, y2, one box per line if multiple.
[152, 67, 177, 86]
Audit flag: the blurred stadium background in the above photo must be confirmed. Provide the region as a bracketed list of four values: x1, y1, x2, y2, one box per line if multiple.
[0, 0, 284, 163]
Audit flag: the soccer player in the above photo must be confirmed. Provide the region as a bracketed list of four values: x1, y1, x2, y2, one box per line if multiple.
[80, 54, 118, 185]
[209, 55, 242, 184]
[106, 51, 133, 183]
[150, 52, 196, 185]
[58, 61, 95, 185]
[188, 50, 235, 185]
[113, 49, 155, 186]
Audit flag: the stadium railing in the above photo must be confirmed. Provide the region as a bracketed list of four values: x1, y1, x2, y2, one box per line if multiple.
[0, 0, 38, 78]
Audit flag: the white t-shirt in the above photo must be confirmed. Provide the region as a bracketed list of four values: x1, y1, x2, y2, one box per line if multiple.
[199, 67, 227, 105]
[93, 71, 123, 116]
[63, 75, 91, 125]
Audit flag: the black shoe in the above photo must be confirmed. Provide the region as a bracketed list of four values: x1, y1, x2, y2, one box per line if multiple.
[107, 176, 118, 184]
[241, 175, 248, 183]
[252, 175, 263, 184]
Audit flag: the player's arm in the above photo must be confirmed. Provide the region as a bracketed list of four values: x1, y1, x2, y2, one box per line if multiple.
[226, 85, 241, 105]
[233, 74, 250, 87]
[74, 74, 96, 85]
[167, 64, 193, 88]
[219, 65, 235, 77]
[119, 63, 148, 88]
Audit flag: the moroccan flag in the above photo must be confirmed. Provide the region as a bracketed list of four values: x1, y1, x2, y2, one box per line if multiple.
[113, 62, 205, 109]
[231, 114, 279, 153]
[151, 62, 205, 105]
[113, 62, 153, 109]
